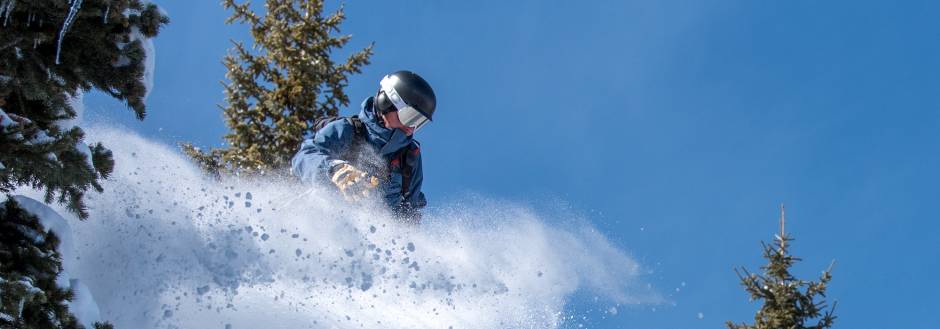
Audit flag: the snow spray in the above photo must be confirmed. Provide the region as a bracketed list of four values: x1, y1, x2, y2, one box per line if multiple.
[30, 125, 658, 329]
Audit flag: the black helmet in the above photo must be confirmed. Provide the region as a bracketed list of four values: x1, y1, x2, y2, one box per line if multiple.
[375, 71, 437, 131]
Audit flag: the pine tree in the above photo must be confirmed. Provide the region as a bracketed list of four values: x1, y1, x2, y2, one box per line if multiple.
[0, 1, 167, 328]
[182, 0, 372, 177]
[727, 205, 837, 329]
[0, 0, 168, 219]
[0, 198, 115, 328]
[0, 198, 82, 328]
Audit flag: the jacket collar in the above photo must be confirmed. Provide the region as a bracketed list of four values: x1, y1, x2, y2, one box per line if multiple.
[360, 97, 414, 155]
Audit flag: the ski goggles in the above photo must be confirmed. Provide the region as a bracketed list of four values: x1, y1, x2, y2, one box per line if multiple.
[380, 75, 431, 132]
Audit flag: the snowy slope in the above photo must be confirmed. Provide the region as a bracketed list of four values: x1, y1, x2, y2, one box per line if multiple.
[18, 125, 658, 329]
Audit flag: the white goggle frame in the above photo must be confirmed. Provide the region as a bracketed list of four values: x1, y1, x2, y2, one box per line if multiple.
[380, 75, 431, 131]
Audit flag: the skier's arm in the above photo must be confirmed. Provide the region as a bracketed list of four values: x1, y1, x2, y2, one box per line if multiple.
[291, 121, 355, 184]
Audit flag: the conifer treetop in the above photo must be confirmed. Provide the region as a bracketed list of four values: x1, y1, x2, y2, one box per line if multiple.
[183, 0, 373, 176]
[726, 205, 837, 329]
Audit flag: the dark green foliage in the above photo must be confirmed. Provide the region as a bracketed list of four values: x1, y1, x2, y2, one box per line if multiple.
[1, 2, 166, 328]
[0, 198, 81, 328]
[183, 0, 372, 176]
[727, 209, 837, 329]
[0, 0, 168, 219]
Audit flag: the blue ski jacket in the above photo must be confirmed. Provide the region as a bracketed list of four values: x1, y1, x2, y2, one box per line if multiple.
[291, 97, 426, 214]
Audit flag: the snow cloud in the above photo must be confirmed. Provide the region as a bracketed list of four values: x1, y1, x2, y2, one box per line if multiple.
[30, 125, 657, 329]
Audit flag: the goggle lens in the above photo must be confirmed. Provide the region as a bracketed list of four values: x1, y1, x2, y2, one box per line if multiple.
[398, 106, 430, 131]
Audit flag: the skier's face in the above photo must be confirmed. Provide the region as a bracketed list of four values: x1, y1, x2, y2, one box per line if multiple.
[381, 111, 415, 136]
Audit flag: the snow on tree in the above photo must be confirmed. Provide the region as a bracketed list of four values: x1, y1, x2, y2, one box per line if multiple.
[183, 0, 373, 177]
[0, 195, 106, 329]
[727, 205, 837, 329]
[0, 197, 81, 328]
[0, 196, 113, 329]
[0, 0, 168, 218]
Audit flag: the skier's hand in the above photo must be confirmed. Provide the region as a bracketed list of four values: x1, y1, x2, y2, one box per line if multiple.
[330, 163, 380, 202]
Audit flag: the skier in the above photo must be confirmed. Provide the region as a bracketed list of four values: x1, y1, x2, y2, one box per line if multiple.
[291, 71, 436, 222]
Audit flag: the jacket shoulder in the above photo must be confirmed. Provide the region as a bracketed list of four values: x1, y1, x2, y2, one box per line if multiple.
[315, 118, 357, 141]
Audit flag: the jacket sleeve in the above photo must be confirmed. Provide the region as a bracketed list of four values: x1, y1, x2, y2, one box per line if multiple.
[291, 120, 355, 184]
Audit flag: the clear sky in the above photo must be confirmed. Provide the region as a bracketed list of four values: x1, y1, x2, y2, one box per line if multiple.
[84, 1, 940, 328]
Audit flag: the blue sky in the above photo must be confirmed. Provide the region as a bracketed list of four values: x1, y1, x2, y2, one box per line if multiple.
[85, 1, 940, 328]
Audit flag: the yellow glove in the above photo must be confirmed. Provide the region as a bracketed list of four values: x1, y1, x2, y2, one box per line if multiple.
[330, 163, 380, 202]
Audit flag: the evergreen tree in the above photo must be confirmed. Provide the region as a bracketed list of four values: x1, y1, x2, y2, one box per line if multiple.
[727, 206, 837, 329]
[0, 0, 168, 219]
[0, 198, 114, 328]
[0, 198, 82, 328]
[0, 1, 167, 328]
[183, 0, 372, 176]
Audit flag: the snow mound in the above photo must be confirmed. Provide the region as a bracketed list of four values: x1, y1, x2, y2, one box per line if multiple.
[40, 125, 657, 329]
